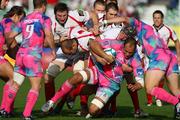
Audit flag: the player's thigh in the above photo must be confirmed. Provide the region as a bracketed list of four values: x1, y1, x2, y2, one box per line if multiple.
[29, 76, 42, 91]
[145, 70, 165, 93]
[0, 60, 14, 79]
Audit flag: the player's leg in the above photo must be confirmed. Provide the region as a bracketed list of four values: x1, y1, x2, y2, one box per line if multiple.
[41, 69, 91, 112]
[125, 73, 148, 118]
[23, 76, 42, 118]
[145, 70, 179, 105]
[44, 61, 65, 101]
[0, 60, 14, 111]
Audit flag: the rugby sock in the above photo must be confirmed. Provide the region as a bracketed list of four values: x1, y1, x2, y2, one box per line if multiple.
[0, 83, 10, 110]
[146, 93, 153, 104]
[150, 87, 179, 105]
[80, 95, 88, 106]
[127, 89, 140, 112]
[176, 94, 180, 99]
[70, 84, 85, 97]
[5, 87, 17, 113]
[51, 81, 73, 103]
[44, 80, 55, 102]
[110, 96, 117, 113]
[55, 95, 67, 112]
[23, 89, 39, 117]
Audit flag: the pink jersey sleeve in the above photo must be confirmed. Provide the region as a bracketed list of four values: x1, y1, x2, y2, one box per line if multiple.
[43, 15, 52, 32]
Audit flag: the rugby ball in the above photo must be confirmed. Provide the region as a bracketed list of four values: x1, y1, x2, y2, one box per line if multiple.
[104, 48, 116, 58]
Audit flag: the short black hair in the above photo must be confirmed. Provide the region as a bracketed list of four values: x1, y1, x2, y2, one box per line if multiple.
[93, 0, 106, 8]
[54, 2, 69, 14]
[122, 25, 137, 38]
[153, 10, 164, 19]
[124, 37, 137, 50]
[33, 0, 47, 9]
[105, 2, 118, 12]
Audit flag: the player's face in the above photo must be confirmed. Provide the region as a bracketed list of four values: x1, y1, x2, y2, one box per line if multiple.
[153, 13, 163, 27]
[13, 14, 24, 24]
[94, 4, 105, 14]
[123, 43, 135, 59]
[0, 0, 9, 9]
[106, 8, 118, 20]
[56, 11, 68, 24]
[62, 42, 78, 55]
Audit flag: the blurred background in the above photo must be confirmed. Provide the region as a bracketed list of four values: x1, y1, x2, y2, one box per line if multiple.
[0, 0, 180, 46]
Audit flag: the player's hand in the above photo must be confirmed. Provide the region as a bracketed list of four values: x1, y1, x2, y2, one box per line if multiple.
[3, 44, 8, 51]
[122, 64, 133, 72]
[127, 82, 142, 92]
[59, 35, 69, 42]
[96, 57, 108, 65]
[104, 54, 115, 65]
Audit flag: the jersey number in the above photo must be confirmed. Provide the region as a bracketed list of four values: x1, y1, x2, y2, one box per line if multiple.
[25, 24, 34, 39]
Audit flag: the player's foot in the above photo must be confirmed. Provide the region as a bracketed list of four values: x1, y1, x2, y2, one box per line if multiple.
[174, 102, 180, 119]
[41, 100, 54, 112]
[85, 113, 92, 119]
[156, 99, 162, 107]
[134, 109, 149, 118]
[147, 102, 153, 106]
[22, 115, 34, 120]
[66, 95, 75, 109]
[0, 109, 11, 118]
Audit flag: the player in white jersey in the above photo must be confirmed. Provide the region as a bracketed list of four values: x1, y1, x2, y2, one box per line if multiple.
[99, 2, 122, 33]
[43, 2, 99, 103]
[92, 0, 106, 23]
[146, 10, 180, 107]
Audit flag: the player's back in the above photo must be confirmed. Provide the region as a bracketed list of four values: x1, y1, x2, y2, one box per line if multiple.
[20, 11, 51, 54]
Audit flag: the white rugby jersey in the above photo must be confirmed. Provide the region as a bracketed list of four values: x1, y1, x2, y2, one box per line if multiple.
[68, 26, 95, 52]
[153, 24, 178, 45]
[52, 10, 90, 40]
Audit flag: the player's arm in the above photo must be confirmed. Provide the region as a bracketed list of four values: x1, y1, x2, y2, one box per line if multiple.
[101, 16, 129, 26]
[91, 51, 109, 65]
[44, 17, 56, 60]
[174, 39, 180, 65]
[89, 39, 114, 64]
[127, 55, 144, 92]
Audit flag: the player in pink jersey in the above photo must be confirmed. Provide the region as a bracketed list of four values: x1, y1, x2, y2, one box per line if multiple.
[0, 0, 9, 9]
[0, 6, 25, 117]
[104, 16, 180, 119]
[146, 10, 180, 107]
[1, 0, 56, 119]
[41, 27, 117, 117]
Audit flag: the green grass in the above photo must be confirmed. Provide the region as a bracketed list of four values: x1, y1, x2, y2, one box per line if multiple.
[0, 71, 175, 120]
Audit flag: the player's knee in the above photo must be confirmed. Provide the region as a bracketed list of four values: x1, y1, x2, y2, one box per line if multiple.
[47, 63, 61, 77]
[14, 72, 25, 86]
[146, 86, 153, 94]
[76, 70, 89, 83]
[68, 72, 85, 85]
[73, 60, 84, 74]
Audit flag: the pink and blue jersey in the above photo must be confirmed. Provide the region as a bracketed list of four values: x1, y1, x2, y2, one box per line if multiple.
[93, 37, 124, 85]
[0, 18, 16, 64]
[13, 11, 52, 77]
[0, 18, 15, 56]
[129, 18, 178, 75]
[14, 11, 52, 55]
